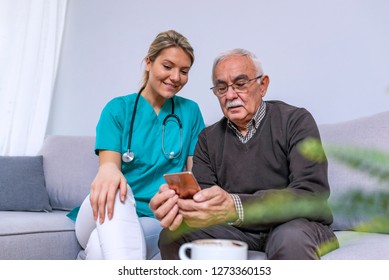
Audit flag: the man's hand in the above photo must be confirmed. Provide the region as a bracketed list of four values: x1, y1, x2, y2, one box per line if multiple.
[178, 185, 237, 228]
[149, 184, 183, 231]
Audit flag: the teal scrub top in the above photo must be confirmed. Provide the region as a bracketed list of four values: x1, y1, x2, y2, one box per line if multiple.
[95, 93, 205, 218]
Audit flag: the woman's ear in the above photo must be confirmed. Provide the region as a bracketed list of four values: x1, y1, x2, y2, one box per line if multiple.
[145, 57, 151, 71]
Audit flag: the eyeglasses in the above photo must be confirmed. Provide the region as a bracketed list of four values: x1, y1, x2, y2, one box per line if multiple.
[210, 75, 263, 97]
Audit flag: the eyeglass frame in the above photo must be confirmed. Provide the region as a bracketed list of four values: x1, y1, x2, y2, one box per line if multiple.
[210, 74, 263, 97]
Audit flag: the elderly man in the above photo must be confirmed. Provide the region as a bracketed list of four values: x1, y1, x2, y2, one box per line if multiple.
[150, 48, 338, 260]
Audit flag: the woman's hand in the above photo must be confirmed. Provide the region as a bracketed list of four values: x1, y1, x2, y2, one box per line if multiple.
[89, 151, 127, 224]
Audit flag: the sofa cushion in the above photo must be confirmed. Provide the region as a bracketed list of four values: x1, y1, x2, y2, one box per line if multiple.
[0, 211, 81, 259]
[244, 231, 389, 260]
[39, 136, 98, 210]
[319, 111, 389, 232]
[322, 231, 389, 260]
[0, 156, 52, 212]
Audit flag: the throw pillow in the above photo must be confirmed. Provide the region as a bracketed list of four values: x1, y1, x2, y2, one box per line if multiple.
[0, 156, 52, 212]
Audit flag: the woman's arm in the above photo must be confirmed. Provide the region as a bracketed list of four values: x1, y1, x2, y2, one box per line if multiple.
[89, 150, 127, 224]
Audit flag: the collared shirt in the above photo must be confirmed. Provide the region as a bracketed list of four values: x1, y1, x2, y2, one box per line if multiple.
[227, 101, 266, 226]
[227, 101, 267, 143]
[228, 194, 244, 226]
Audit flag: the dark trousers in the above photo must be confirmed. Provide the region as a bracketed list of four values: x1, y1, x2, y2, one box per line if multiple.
[158, 218, 339, 260]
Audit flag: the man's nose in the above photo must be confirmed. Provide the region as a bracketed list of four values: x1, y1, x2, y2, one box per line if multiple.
[225, 85, 238, 99]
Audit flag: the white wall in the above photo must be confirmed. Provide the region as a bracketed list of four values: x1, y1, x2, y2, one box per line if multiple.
[47, 0, 389, 136]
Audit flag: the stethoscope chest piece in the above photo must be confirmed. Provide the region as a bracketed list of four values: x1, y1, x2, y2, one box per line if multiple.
[122, 150, 134, 163]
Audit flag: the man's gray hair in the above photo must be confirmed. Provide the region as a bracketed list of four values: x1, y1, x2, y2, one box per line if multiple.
[212, 48, 264, 80]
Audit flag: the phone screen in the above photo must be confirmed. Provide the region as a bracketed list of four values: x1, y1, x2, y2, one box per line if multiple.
[163, 171, 201, 199]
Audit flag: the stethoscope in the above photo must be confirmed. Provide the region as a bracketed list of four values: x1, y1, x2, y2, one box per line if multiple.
[122, 90, 183, 163]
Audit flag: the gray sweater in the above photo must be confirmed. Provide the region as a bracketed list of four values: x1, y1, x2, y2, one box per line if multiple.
[192, 101, 333, 233]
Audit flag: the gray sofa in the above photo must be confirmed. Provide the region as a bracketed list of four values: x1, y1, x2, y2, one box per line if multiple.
[1, 110, 388, 260]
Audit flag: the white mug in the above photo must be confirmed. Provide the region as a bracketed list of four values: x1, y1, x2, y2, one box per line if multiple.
[179, 239, 248, 260]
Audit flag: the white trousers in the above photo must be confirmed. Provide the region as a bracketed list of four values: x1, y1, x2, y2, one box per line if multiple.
[75, 185, 162, 260]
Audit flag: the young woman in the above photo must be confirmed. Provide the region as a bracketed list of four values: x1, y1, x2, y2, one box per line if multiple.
[73, 30, 205, 259]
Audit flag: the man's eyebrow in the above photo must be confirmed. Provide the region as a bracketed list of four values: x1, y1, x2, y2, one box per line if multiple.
[215, 74, 249, 84]
[233, 74, 249, 81]
[215, 79, 227, 85]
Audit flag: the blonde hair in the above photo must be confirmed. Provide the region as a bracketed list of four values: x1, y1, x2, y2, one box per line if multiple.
[140, 30, 194, 90]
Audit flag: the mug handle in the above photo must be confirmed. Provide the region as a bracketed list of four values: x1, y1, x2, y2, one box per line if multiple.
[179, 243, 193, 260]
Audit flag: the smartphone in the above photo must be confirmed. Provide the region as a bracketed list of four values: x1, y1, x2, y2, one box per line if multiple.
[163, 171, 201, 199]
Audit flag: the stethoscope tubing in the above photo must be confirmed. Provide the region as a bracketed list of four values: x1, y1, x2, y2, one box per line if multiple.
[122, 91, 182, 163]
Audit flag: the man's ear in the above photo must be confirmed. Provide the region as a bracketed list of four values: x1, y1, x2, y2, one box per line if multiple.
[260, 75, 270, 97]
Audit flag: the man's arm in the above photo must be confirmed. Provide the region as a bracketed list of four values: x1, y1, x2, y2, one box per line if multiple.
[237, 109, 333, 227]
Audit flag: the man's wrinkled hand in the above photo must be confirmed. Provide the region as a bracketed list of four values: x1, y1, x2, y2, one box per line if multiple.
[178, 185, 237, 228]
